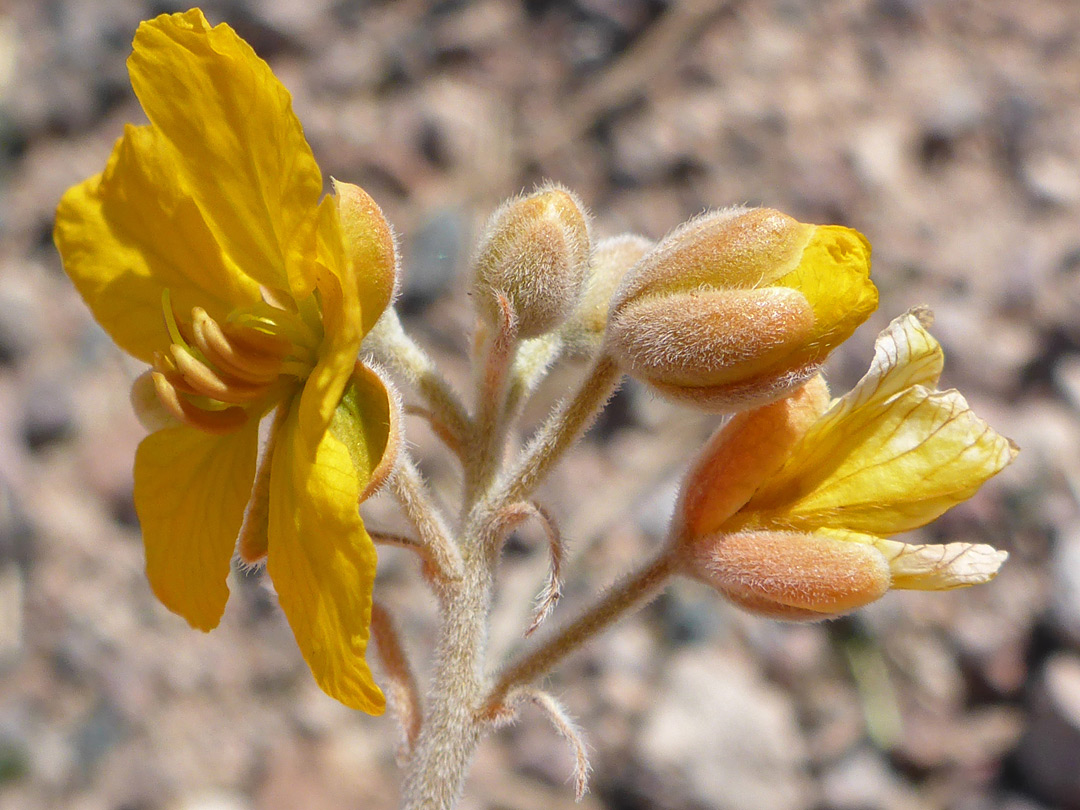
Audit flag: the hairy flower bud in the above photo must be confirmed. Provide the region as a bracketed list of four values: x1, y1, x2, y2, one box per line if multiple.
[672, 311, 1015, 621]
[606, 207, 877, 412]
[333, 179, 399, 333]
[472, 185, 591, 339]
[561, 234, 652, 357]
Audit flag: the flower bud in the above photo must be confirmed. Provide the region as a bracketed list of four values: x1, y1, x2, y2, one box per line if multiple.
[561, 234, 652, 357]
[683, 530, 891, 620]
[606, 207, 877, 412]
[333, 179, 399, 334]
[472, 185, 591, 339]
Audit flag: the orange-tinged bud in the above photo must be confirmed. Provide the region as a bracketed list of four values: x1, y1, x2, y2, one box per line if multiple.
[333, 179, 399, 334]
[683, 530, 891, 621]
[674, 376, 830, 539]
[472, 184, 591, 339]
[606, 207, 877, 412]
[561, 234, 652, 357]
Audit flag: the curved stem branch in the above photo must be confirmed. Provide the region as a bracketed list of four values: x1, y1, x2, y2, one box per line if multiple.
[389, 454, 463, 584]
[496, 354, 621, 509]
[483, 548, 678, 715]
[366, 309, 472, 453]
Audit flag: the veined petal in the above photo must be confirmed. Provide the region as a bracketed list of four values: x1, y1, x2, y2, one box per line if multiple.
[128, 9, 322, 299]
[267, 395, 384, 713]
[817, 529, 1008, 591]
[872, 535, 1008, 590]
[298, 199, 364, 446]
[134, 419, 260, 631]
[55, 125, 261, 363]
[739, 311, 1016, 535]
[743, 384, 1016, 534]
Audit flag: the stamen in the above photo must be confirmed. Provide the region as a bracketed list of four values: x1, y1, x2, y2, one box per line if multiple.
[191, 308, 284, 384]
[221, 317, 293, 357]
[169, 345, 268, 404]
[152, 351, 202, 397]
[151, 372, 248, 434]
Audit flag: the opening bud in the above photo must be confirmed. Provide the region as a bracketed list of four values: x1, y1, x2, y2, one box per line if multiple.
[606, 207, 877, 412]
[472, 184, 591, 339]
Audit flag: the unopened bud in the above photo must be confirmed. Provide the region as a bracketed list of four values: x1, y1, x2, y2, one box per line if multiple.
[333, 180, 399, 333]
[561, 234, 652, 357]
[683, 530, 891, 620]
[472, 185, 591, 339]
[606, 207, 876, 412]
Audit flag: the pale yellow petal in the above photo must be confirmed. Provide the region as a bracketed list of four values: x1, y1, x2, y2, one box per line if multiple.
[128, 9, 322, 298]
[266, 396, 384, 713]
[134, 419, 261, 631]
[54, 125, 261, 363]
[872, 536, 1008, 590]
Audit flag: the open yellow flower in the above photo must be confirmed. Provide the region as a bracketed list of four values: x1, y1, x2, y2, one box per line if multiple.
[675, 309, 1017, 619]
[54, 9, 399, 712]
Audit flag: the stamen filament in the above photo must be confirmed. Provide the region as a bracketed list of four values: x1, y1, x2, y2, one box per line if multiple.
[191, 308, 284, 384]
[169, 345, 269, 404]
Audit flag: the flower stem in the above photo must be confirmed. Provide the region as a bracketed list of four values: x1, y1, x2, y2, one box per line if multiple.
[483, 548, 678, 715]
[496, 354, 621, 509]
[389, 454, 463, 585]
[366, 309, 472, 453]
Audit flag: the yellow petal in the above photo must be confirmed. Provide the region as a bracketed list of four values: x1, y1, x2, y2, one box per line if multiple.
[332, 180, 398, 335]
[741, 312, 1017, 534]
[266, 395, 385, 713]
[55, 125, 261, 363]
[774, 224, 878, 367]
[134, 419, 261, 631]
[331, 363, 402, 503]
[128, 9, 322, 299]
[298, 199, 365, 445]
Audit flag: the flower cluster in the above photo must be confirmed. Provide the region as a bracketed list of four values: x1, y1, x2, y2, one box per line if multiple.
[54, 6, 1015, 727]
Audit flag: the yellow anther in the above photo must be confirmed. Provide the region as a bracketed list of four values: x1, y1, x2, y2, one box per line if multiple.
[150, 372, 249, 435]
[152, 350, 201, 397]
[190, 308, 284, 384]
[168, 345, 267, 404]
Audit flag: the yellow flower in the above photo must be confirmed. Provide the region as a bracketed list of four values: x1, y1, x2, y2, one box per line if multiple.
[606, 207, 878, 412]
[53, 9, 399, 712]
[675, 309, 1017, 619]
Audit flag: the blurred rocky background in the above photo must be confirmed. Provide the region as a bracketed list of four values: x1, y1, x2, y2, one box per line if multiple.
[1, 0, 1079, 808]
